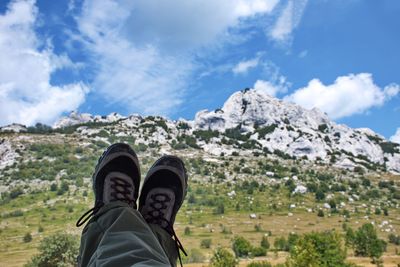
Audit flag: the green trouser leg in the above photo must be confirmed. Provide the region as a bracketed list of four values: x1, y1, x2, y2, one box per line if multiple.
[78, 201, 178, 267]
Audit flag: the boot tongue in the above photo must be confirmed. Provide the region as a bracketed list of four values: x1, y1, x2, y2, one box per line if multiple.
[103, 171, 135, 205]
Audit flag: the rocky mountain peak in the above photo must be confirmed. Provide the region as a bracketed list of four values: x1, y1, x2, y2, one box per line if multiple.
[194, 87, 330, 132]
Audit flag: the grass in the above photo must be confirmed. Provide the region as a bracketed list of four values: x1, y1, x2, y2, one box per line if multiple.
[1, 130, 400, 266]
[1, 181, 400, 267]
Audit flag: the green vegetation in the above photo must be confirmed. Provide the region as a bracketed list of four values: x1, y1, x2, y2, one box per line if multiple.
[353, 223, 386, 261]
[232, 236, 253, 257]
[1, 119, 400, 267]
[25, 232, 78, 267]
[318, 124, 328, 133]
[193, 130, 219, 142]
[256, 124, 277, 139]
[288, 231, 349, 267]
[379, 142, 399, 155]
[209, 247, 237, 267]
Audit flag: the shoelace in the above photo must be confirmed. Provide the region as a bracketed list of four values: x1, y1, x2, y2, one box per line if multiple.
[76, 177, 135, 227]
[143, 193, 187, 267]
[76, 201, 104, 227]
[109, 177, 136, 207]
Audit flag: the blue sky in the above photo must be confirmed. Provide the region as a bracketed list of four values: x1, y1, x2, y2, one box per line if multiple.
[0, 0, 399, 141]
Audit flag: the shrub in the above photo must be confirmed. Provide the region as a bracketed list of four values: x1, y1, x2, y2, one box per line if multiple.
[354, 223, 386, 260]
[318, 124, 328, 133]
[246, 261, 272, 267]
[213, 203, 225, 215]
[256, 124, 277, 139]
[10, 187, 24, 199]
[388, 234, 400, 245]
[345, 227, 355, 248]
[183, 248, 205, 263]
[209, 247, 237, 267]
[260, 236, 270, 249]
[232, 236, 253, 257]
[252, 246, 267, 257]
[25, 232, 78, 267]
[379, 142, 399, 154]
[57, 181, 69, 195]
[287, 233, 300, 252]
[184, 227, 191, 235]
[5, 210, 24, 218]
[254, 224, 262, 232]
[201, 238, 212, 249]
[225, 127, 248, 141]
[23, 233, 32, 243]
[193, 130, 219, 142]
[315, 190, 325, 201]
[288, 231, 347, 267]
[317, 209, 325, 217]
[50, 183, 57, 192]
[274, 237, 288, 251]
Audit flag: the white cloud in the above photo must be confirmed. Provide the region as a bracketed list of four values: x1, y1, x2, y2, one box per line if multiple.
[253, 79, 287, 96]
[76, 0, 282, 115]
[298, 50, 308, 58]
[269, 0, 308, 42]
[0, 0, 88, 126]
[233, 57, 260, 74]
[390, 128, 400, 144]
[284, 73, 400, 119]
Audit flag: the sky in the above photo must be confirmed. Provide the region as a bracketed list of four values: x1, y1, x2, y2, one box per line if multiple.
[0, 0, 399, 142]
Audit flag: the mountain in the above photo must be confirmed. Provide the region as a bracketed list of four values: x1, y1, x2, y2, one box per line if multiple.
[1, 87, 400, 266]
[52, 111, 125, 128]
[193, 88, 400, 172]
[1, 88, 400, 173]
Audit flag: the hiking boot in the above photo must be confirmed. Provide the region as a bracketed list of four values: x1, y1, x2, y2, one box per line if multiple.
[139, 155, 188, 265]
[76, 143, 140, 227]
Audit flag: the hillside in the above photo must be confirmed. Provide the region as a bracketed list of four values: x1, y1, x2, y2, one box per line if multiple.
[0, 88, 400, 266]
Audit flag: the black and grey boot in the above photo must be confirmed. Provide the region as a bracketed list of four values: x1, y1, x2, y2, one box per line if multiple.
[77, 143, 140, 227]
[139, 155, 188, 266]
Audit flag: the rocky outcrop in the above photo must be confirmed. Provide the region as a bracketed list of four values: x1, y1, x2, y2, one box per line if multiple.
[193, 88, 400, 172]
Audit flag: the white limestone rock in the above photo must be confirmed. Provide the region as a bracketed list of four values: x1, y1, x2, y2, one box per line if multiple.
[0, 123, 27, 133]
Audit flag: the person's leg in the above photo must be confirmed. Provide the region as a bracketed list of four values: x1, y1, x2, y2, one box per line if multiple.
[78, 201, 170, 267]
[76, 143, 171, 267]
[139, 156, 189, 267]
[148, 224, 179, 265]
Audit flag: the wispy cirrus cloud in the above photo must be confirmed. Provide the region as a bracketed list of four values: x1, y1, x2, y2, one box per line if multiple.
[269, 0, 308, 42]
[232, 57, 260, 74]
[1, 0, 311, 124]
[75, 0, 285, 116]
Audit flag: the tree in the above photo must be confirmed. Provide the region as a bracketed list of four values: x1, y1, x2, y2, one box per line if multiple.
[317, 209, 325, 217]
[288, 231, 349, 267]
[274, 237, 288, 251]
[232, 236, 253, 257]
[25, 232, 78, 267]
[260, 236, 270, 249]
[287, 233, 300, 252]
[354, 223, 386, 262]
[209, 247, 237, 267]
[315, 189, 326, 201]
